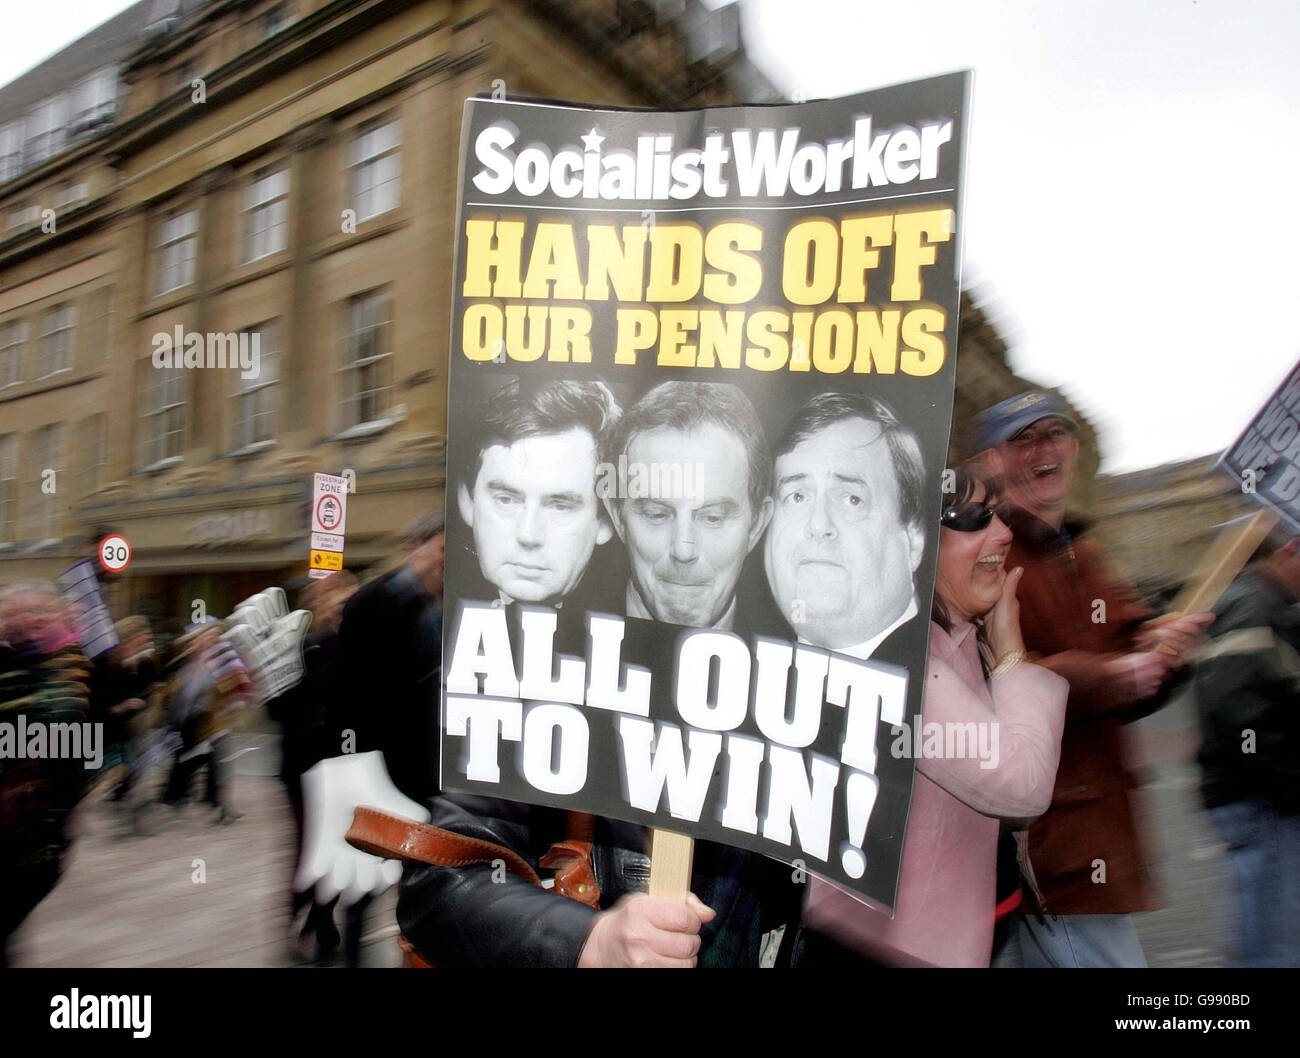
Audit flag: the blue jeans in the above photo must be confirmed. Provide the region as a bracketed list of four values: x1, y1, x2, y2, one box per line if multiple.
[1208, 797, 1300, 967]
[1015, 912, 1147, 968]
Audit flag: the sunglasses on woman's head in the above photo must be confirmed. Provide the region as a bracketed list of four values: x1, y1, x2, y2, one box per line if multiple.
[941, 499, 1011, 533]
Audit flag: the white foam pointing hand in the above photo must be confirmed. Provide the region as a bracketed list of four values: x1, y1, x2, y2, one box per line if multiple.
[296, 751, 430, 907]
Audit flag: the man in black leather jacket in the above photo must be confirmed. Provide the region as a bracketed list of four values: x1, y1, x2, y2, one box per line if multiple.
[397, 792, 798, 968]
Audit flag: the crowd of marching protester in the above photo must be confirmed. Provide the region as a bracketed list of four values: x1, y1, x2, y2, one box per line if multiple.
[0, 513, 446, 968]
[0, 582, 266, 965]
[1, 387, 1295, 969]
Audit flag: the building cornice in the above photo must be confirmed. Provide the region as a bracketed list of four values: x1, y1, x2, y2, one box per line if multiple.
[113, 0, 451, 164]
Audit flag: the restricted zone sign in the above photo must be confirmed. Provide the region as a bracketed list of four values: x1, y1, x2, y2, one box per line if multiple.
[308, 473, 347, 579]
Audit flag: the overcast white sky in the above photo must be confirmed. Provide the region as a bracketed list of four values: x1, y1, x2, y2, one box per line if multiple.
[6, 0, 1299, 472]
[742, 0, 1300, 471]
[0, 2, 139, 85]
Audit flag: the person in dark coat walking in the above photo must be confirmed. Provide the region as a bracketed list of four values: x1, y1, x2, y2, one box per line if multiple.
[267, 571, 357, 962]
[88, 616, 157, 825]
[159, 624, 250, 825]
[1193, 529, 1300, 966]
[326, 513, 444, 804]
[321, 511, 444, 966]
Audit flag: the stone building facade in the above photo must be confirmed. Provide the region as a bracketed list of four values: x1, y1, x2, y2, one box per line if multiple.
[0, 0, 776, 628]
[8, 0, 1188, 633]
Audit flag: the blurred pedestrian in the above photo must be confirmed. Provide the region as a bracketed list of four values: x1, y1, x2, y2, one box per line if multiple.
[791, 468, 1069, 966]
[0, 581, 93, 965]
[267, 571, 357, 963]
[1193, 528, 1300, 966]
[329, 511, 445, 804]
[88, 616, 157, 831]
[325, 510, 444, 967]
[160, 623, 250, 825]
[976, 390, 1214, 967]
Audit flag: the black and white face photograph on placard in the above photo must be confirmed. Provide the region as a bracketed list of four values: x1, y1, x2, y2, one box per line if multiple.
[601, 380, 772, 631]
[455, 378, 620, 608]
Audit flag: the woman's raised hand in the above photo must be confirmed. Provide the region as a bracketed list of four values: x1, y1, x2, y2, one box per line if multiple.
[985, 565, 1026, 665]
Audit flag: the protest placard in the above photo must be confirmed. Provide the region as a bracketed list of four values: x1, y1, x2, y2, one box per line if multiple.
[56, 560, 118, 660]
[440, 73, 970, 908]
[224, 587, 313, 703]
[1219, 359, 1300, 532]
[1153, 358, 1300, 620]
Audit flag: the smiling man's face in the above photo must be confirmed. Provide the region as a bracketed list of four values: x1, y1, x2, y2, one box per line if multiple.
[765, 417, 924, 649]
[459, 428, 610, 604]
[996, 416, 1079, 518]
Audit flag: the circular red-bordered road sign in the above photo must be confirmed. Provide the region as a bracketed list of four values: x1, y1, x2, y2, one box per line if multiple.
[314, 493, 344, 532]
[98, 533, 133, 572]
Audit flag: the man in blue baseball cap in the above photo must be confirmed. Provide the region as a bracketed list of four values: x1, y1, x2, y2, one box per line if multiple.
[974, 390, 1081, 519]
[976, 390, 1214, 968]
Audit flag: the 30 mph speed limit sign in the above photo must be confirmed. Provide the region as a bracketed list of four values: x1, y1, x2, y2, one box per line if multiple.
[98, 534, 132, 573]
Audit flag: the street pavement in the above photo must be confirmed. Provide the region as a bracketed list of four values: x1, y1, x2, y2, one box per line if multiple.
[9, 706, 1235, 968]
[9, 734, 399, 968]
[1129, 692, 1235, 968]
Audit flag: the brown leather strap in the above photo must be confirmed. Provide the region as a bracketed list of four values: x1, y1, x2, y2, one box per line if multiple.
[538, 839, 601, 907]
[346, 806, 540, 886]
[565, 811, 596, 843]
[349, 806, 603, 967]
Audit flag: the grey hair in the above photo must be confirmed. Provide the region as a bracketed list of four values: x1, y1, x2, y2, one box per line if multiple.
[0, 579, 59, 612]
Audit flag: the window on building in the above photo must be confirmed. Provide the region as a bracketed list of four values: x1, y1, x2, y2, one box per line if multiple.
[0, 434, 17, 542]
[0, 320, 25, 387]
[23, 95, 68, 168]
[0, 121, 23, 183]
[38, 304, 76, 378]
[78, 414, 108, 497]
[342, 292, 393, 427]
[69, 68, 117, 135]
[6, 202, 38, 231]
[55, 180, 90, 209]
[349, 119, 401, 222]
[233, 319, 279, 448]
[154, 209, 198, 296]
[140, 359, 186, 468]
[244, 168, 289, 262]
[31, 423, 64, 541]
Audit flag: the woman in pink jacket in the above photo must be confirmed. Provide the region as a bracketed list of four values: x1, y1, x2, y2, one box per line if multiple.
[798, 469, 1069, 967]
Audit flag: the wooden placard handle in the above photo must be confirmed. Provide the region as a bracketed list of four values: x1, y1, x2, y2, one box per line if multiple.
[648, 828, 694, 902]
[1152, 508, 1280, 654]
[1170, 509, 1279, 614]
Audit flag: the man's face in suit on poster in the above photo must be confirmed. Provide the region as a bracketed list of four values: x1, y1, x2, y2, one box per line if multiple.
[458, 426, 612, 605]
[765, 415, 924, 650]
[608, 421, 771, 628]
